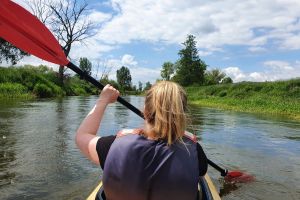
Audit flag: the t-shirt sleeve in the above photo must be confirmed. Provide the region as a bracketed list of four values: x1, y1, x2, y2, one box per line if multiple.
[96, 135, 116, 170]
[197, 142, 208, 176]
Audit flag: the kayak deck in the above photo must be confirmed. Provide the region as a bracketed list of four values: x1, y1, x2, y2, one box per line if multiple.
[200, 174, 221, 200]
[86, 174, 221, 200]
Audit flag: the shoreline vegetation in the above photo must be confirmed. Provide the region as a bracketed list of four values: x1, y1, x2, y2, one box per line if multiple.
[0, 65, 101, 99]
[186, 79, 300, 121]
[0, 66, 299, 121]
[0, 65, 143, 100]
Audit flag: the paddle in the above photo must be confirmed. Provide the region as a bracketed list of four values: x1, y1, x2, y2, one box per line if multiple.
[0, 0, 253, 182]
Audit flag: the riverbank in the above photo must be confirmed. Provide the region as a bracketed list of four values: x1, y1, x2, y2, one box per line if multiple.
[0, 66, 143, 99]
[186, 79, 300, 121]
[0, 65, 99, 99]
[1, 66, 299, 120]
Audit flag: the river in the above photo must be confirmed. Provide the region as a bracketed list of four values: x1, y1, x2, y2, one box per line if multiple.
[0, 96, 299, 200]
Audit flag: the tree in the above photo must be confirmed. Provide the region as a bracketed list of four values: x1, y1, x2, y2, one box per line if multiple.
[27, 0, 94, 84]
[79, 57, 92, 76]
[116, 66, 132, 90]
[221, 77, 233, 84]
[132, 85, 137, 91]
[26, 0, 53, 23]
[138, 81, 143, 92]
[173, 35, 207, 86]
[205, 69, 226, 85]
[160, 62, 174, 80]
[0, 38, 28, 65]
[144, 81, 152, 91]
[100, 75, 120, 89]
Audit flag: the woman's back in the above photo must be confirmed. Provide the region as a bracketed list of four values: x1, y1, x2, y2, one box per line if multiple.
[103, 130, 199, 200]
[75, 81, 208, 200]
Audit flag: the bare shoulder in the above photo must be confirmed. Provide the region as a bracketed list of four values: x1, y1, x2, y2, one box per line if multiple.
[116, 128, 143, 138]
[183, 131, 198, 143]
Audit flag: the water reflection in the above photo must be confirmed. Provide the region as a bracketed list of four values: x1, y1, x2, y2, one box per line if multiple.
[190, 106, 300, 200]
[55, 98, 68, 154]
[114, 97, 130, 129]
[219, 181, 240, 197]
[77, 96, 91, 115]
[284, 136, 300, 141]
[0, 102, 18, 189]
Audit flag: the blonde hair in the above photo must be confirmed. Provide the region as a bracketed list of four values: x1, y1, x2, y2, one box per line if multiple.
[144, 81, 187, 145]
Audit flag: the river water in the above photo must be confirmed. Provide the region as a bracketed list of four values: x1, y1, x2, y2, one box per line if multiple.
[0, 96, 299, 200]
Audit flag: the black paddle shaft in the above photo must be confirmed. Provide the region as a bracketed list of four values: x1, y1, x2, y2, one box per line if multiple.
[68, 62, 229, 177]
[207, 159, 228, 177]
[67, 62, 144, 119]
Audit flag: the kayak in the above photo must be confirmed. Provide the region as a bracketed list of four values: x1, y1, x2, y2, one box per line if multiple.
[86, 174, 221, 200]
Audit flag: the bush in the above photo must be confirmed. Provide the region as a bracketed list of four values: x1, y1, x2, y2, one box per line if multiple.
[0, 83, 29, 98]
[33, 83, 53, 98]
[219, 91, 227, 97]
[73, 87, 88, 95]
[0, 65, 125, 98]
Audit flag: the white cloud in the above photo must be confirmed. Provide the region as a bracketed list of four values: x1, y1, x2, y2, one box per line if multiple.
[280, 34, 300, 50]
[263, 61, 294, 71]
[10, 0, 300, 56]
[95, 0, 300, 52]
[91, 54, 160, 85]
[121, 54, 138, 66]
[13, 0, 114, 62]
[249, 72, 268, 82]
[1, 56, 59, 70]
[88, 10, 112, 24]
[70, 40, 116, 61]
[198, 50, 213, 57]
[224, 60, 300, 82]
[223, 67, 247, 82]
[11, 0, 300, 57]
[13, 0, 61, 10]
[129, 67, 161, 85]
[98, 54, 138, 69]
[248, 46, 267, 52]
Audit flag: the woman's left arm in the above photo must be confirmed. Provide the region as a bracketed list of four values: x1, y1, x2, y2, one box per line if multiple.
[75, 84, 119, 164]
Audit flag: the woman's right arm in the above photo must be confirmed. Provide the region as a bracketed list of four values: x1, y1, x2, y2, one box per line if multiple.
[75, 84, 119, 165]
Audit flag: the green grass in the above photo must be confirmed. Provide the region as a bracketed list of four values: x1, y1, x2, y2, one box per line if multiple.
[186, 79, 300, 120]
[0, 65, 97, 99]
[0, 83, 33, 99]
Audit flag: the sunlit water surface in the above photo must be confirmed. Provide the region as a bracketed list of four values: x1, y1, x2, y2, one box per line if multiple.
[0, 96, 299, 200]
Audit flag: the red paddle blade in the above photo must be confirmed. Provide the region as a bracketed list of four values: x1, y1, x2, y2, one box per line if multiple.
[0, 0, 69, 66]
[225, 171, 255, 183]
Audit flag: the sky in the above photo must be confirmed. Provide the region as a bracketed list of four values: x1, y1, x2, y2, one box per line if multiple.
[11, 0, 300, 85]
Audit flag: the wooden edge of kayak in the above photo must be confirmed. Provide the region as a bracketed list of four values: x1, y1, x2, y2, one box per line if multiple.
[204, 174, 221, 200]
[87, 181, 102, 200]
[86, 174, 221, 200]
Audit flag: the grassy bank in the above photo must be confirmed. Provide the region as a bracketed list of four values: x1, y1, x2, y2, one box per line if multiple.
[0, 65, 97, 99]
[0, 82, 33, 99]
[186, 79, 300, 120]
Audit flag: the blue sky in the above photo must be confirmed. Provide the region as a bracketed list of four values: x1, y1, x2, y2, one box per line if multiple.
[14, 0, 300, 85]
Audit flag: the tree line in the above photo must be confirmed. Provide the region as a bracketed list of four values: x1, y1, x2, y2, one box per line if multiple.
[77, 34, 232, 94]
[1, 35, 233, 94]
[77, 58, 151, 93]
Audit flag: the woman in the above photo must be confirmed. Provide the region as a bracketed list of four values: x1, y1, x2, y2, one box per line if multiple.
[76, 81, 207, 200]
